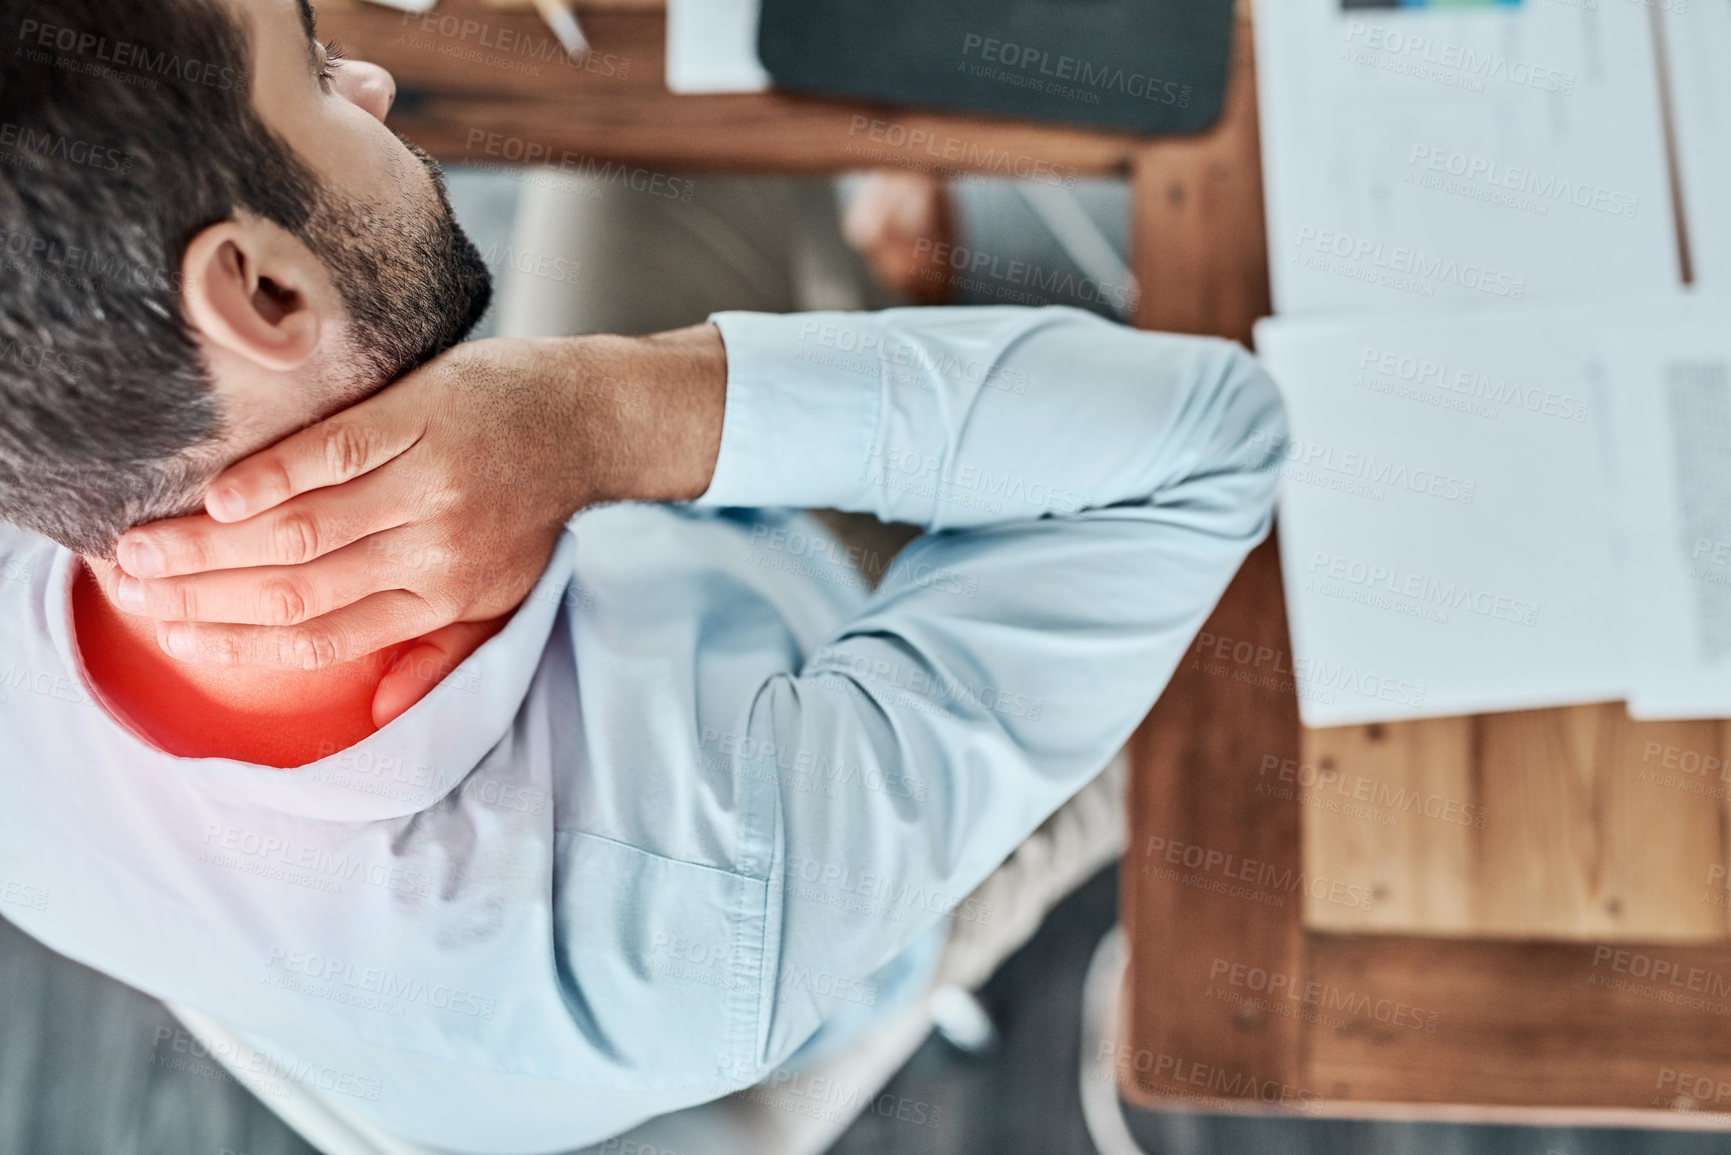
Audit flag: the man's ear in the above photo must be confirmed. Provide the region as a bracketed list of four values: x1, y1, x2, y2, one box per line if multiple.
[180, 220, 323, 372]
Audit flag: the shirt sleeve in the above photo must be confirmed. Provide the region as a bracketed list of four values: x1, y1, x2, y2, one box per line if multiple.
[696, 305, 1288, 1073]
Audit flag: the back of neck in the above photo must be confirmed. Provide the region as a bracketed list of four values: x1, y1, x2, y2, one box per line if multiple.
[72, 560, 401, 768]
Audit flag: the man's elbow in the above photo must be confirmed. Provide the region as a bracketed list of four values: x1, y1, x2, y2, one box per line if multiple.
[1231, 345, 1291, 472]
[1199, 343, 1290, 524]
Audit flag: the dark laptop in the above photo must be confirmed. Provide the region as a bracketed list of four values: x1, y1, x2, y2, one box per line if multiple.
[757, 0, 1238, 136]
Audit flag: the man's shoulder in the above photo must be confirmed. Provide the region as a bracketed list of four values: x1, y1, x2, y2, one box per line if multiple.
[0, 522, 53, 578]
[0, 524, 54, 590]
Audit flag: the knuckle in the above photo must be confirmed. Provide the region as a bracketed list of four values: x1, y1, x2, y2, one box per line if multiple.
[288, 627, 341, 671]
[162, 530, 209, 573]
[320, 422, 376, 479]
[189, 628, 237, 663]
[422, 477, 460, 514]
[260, 458, 296, 504]
[161, 581, 197, 621]
[425, 587, 467, 620]
[259, 579, 309, 627]
[272, 511, 321, 564]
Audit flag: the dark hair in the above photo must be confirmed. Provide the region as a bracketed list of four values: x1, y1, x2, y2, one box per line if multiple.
[0, 0, 323, 556]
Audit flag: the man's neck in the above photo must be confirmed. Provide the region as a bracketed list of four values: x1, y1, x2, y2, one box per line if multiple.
[72, 559, 403, 768]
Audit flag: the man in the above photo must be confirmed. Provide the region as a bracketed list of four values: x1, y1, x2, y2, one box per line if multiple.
[0, 0, 1287, 1151]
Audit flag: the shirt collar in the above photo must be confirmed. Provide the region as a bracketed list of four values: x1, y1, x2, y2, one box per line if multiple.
[42, 531, 577, 822]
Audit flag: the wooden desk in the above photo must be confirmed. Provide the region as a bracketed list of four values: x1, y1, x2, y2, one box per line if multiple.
[327, 0, 1731, 1131]
[1115, 19, 1731, 1137]
[321, 0, 1141, 182]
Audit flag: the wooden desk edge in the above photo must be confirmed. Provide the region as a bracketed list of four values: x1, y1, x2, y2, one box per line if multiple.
[1115, 1093, 1731, 1134]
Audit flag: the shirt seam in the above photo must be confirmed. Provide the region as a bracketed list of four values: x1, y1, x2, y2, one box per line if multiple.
[554, 827, 762, 883]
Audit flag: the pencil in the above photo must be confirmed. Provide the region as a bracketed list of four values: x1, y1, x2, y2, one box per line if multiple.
[531, 0, 589, 56]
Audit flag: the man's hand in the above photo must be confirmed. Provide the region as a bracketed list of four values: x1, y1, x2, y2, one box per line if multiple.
[842, 171, 956, 305]
[113, 326, 727, 718]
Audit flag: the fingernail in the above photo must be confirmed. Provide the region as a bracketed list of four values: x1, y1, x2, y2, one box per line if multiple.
[161, 623, 196, 660]
[209, 486, 246, 521]
[116, 576, 147, 614]
[121, 538, 165, 578]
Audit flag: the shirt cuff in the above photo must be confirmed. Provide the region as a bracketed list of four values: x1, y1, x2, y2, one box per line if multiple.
[694, 312, 884, 510]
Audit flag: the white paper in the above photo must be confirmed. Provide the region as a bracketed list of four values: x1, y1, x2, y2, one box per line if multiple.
[361, 0, 438, 14]
[1597, 292, 1731, 719]
[666, 0, 771, 94]
[1253, 0, 1679, 316]
[1657, 0, 1731, 288]
[1255, 301, 1631, 726]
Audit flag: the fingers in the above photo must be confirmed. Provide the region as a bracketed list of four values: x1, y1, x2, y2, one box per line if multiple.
[154, 589, 447, 672]
[840, 170, 953, 305]
[371, 619, 506, 728]
[119, 532, 426, 628]
[201, 388, 428, 523]
[117, 467, 409, 579]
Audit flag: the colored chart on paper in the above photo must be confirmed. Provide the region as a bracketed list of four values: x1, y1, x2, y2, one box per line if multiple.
[1343, 0, 1520, 8]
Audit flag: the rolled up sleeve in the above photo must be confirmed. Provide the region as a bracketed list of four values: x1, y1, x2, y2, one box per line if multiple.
[697, 306, 1288, 1070]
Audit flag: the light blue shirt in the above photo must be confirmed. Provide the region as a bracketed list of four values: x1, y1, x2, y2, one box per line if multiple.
[0, 306, 1284, 1153]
